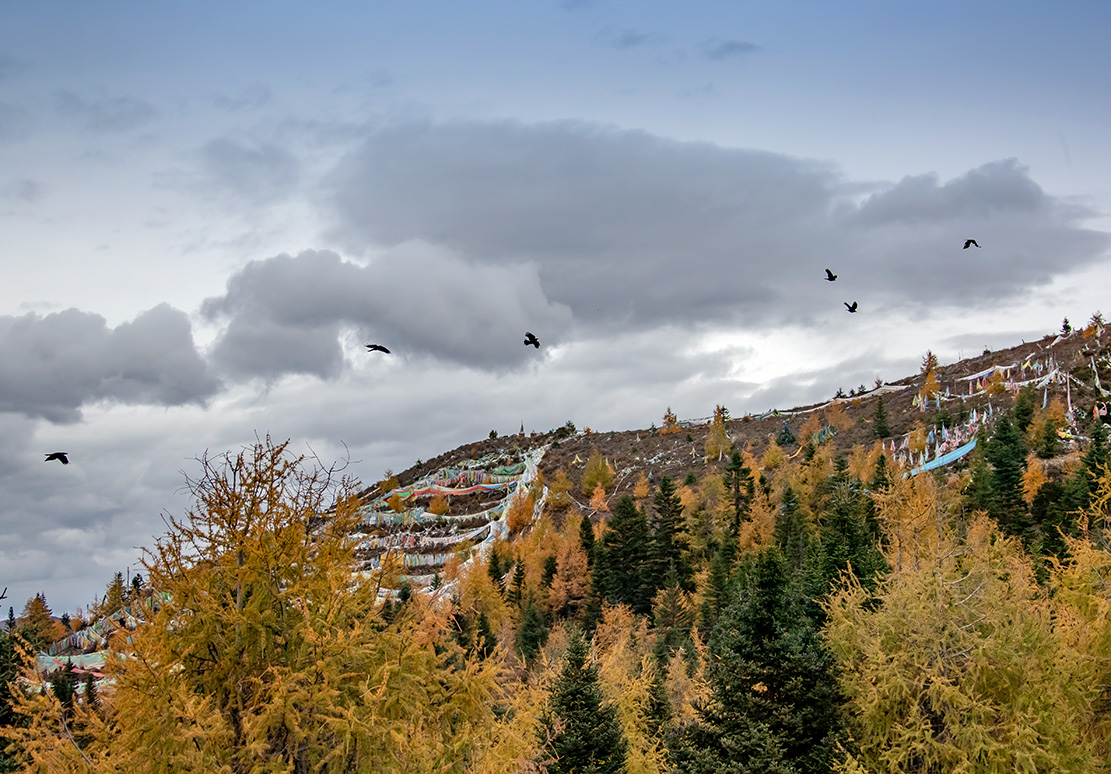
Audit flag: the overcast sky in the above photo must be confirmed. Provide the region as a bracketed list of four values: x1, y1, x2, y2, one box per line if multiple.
[2, 0, 1110, 614]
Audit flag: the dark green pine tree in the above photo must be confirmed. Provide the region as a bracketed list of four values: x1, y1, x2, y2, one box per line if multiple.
[1036, 415, 1061, 459]
[774, 486, 810, 571]
[653, 567, 695, 659]
[83, 672, 99, 712]
[963, 428, 996, 516]
[51, 662, 78, 717]
[487, 545, 509, 594]
[985, 412, 1031, 538]
[474, 611, 497, 659]
[1013, 385, 1037, 432]
[538, 632, 628, 774]
[724, 453, 755, 530]
[698, 546, 732, 638]
[669, 547, 845, 774]
[516, 598, 549, 665]
[646, 477, 691, 594]
[579, 514, 596, 568]
[863, 453, 891, 540]
[872, 397, 890, 439]
[594, 496, 652, 615]
[508, 561, 526, 608]
[542, 554, 559, 587]
[815, 471, 887, 594]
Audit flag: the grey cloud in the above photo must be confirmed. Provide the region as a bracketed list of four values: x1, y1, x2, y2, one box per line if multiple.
[53, 90, 156, 132]
[0, 304, 220, 423]
[853, 159, 1045, 224]
[699, 38, 759, 61]
[322, 119, 1109, 330]
[2, 178, 45, 202]
[202, 247, 573, 379]
[212, 84, 274, 112]
[199, 138, 301, 203]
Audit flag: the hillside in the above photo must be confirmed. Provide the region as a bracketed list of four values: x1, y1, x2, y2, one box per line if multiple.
[359, 319, 1110, 582]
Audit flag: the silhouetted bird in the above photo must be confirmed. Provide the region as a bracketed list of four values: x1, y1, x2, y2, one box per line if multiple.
[524, 332, 540, 348]
[844, 302, 858, 313]
[824, 268, 837, 281]
[963, 239, 980, 249]
[45, 452, 69, 465]
[365, 344, 391, 354]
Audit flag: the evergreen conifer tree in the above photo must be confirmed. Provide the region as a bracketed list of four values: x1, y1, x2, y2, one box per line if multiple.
[579, 514, 595, 567]
[1013, 385, 1037, 432]
[595, 496, 652, 615]
[50, 663, 77, 717]
[774, 487, 810, 571]
[1036, 415, 1061, 459]
[538, 632, 628, 774]
[515, 598, 548, 665]
[508, 561, 526, 608]
[985, 412, 1030, 537]
[816, 472, 887, 593]
[83, 673, 98, 712]
[542, 554, 558, 587]
[873, 397, 890, 439]
[671, 547, 844, 774]
[646, 477, 690, 593]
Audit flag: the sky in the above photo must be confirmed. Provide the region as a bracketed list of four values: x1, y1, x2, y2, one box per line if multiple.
[2, 0, 1110, 614]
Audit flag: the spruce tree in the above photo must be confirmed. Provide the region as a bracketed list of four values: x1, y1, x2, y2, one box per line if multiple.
[671, 547, 844, 774]
[774, 487, 810, 571]
[985, 413, 1030, 538]
[515, 598, 548, 665]
[724, 452, 755, 530]
[51, 662, 78, 717]
[579, 514, 595, 567]
[647, 476, 690, 593]
[872, 397, 890, 439]
[1013, 385, 1036, 432]
[595, 496, 652, 615]
[1036, 415, 1061, 459]
[508, 561, 526, 608]
[816, 473, 886, 593]
[542, 554, 558, 587]
[538, 632, 628, 774]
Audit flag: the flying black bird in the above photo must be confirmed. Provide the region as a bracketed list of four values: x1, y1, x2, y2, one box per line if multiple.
[844, 302, 858, 313]
[523, 332, 540, 348]
[45, 452, 69, 465]
[824, 268, 837, 282]
[963, 239, 980, 249]
[365, 344, 391, 354]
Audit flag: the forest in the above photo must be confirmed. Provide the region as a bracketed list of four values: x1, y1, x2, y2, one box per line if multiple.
[2, 370, 1111, 772]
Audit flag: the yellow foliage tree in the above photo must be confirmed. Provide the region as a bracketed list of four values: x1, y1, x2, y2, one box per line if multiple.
[590, 483, 610, 513]
[1022, 453, 1048, 505]
[506, 488, 535, 535]
[581, 449, 615, 496]
[986, 370, 1007, 396]
[428, 493, 450, 515]
[593, 605, 669, 774]
[549, 536, 589, 619]
[546, 468, 573, 510]
[4, 438, 501, 773]
[660, 407, 681, 435]
[825, 514, 1107, 773]
[907, 421, 928, 457]
[633, 471, 651, 500]
[703, 405, 731, 462]
[761, 439, 785, 470]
